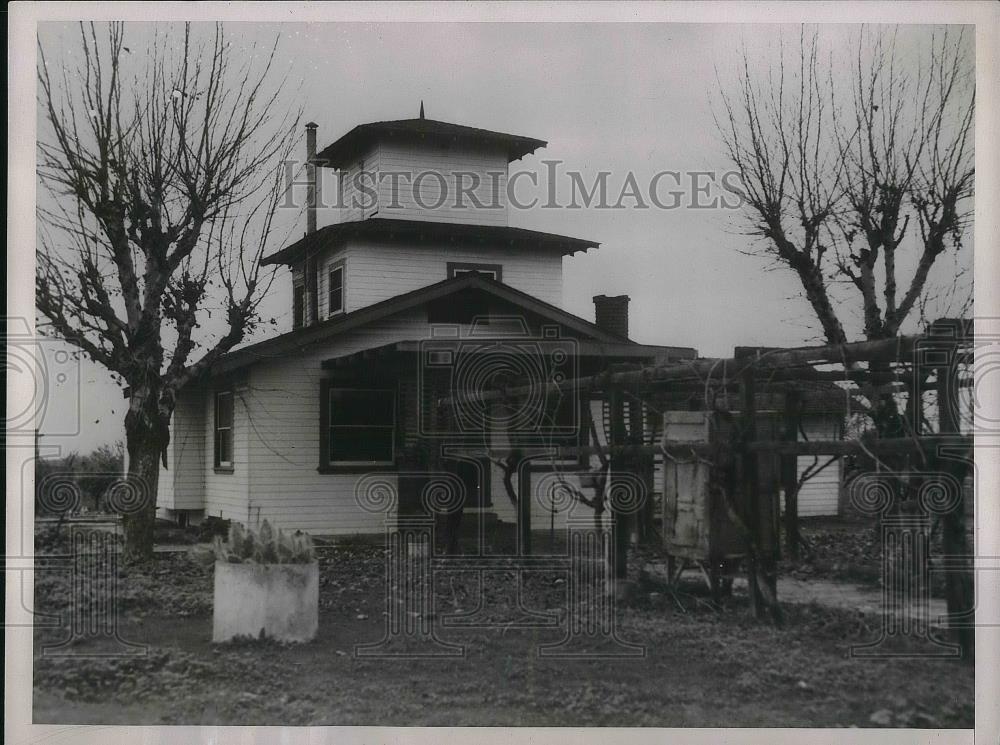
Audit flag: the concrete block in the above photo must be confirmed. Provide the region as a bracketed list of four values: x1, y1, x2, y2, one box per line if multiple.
[212, 561, 318, 643]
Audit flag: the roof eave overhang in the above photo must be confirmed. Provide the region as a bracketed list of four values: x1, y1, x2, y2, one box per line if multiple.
[206, 273, 647, 377]
[316, 125, 547, 169]
[261, 220, 599, 266]
[321, 340, 697, 370]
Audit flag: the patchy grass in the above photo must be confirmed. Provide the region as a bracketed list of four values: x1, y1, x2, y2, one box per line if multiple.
[33, 536, 973, 727]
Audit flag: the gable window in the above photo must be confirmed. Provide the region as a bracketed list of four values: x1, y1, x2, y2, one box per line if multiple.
[328, 264, 344, 316]
[293, 284, 305, 329]
[321, 383, 396, 468]
[214, 391, 234, 471]
[447, 262, 503, 282]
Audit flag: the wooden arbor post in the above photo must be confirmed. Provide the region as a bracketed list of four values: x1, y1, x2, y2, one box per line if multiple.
[736, 349, 781, 623]
[608, 386, 630, 585]
[516, 449, 532, 556]
[935, 349, 975, 660]
[781, 388, 802, 559]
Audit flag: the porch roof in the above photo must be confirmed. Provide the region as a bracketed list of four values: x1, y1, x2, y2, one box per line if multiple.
[321, 339, 694, 370]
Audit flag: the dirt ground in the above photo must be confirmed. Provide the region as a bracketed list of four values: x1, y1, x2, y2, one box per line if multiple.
[32, 521, 974, 727]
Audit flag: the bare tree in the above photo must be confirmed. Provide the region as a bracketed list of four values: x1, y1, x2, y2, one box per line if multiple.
[715, 26, 975, 639]
[716, 25, 973, 367]
[36, 22, 301, 559]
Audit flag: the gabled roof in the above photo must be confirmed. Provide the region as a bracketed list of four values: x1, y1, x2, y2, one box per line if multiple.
[316, 118, 546, 168]
[208, 274, 696, 377]
[261, 218, 599, 266]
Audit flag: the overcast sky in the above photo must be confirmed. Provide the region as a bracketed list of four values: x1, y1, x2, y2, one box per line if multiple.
[34, 21, 974, 454]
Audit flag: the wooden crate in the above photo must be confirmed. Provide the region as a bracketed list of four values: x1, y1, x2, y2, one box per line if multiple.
[661, 410, 781, 568]
[661, 411, 746, 564]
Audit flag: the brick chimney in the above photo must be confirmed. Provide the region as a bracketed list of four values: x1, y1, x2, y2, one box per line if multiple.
[593, 295, 630, 340]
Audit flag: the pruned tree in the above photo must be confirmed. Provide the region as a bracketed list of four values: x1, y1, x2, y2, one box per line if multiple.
[715, 26, 976, 646]
[715, 24, 974, 534]
[715, 26, 974, 421]
[36, 22, 301, 560]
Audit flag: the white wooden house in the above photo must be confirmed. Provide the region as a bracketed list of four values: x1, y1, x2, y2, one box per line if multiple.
[157, 114, 697, 534]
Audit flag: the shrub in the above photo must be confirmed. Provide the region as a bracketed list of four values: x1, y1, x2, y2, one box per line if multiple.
[208, 519, 315, 565]
[198, 516, 232, 542]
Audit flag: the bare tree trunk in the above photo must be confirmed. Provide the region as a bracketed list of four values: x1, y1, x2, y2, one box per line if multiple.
[122, 393, 169, 562]
[122, 429, 165, 562]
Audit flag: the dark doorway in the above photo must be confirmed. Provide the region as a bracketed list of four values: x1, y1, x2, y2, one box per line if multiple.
[444, 456, 490, 509]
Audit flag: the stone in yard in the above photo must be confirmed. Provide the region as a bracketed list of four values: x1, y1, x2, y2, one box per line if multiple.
[912, 711, 941, 728]
[869, 709, 893, 726]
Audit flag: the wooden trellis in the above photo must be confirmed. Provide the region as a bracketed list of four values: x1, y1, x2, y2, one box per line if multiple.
[436, 319, 975, 655]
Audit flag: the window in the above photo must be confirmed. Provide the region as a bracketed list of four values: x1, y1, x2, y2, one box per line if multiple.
[547, 392, 582, 443]
[531, 391, 585, 465]
[214, 391, 234, 470]
[321, 385, 396, 467]
[328, 264, 344, 316]
[447, 262, 503, 282]
[293, 284, 305, 329]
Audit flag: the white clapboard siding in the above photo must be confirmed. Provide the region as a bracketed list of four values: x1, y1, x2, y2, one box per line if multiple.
[796, 415, 844, 517]
[300, 238, 563, 322]
[334, 143, 381, 223]
[375, 141, 509, 226]
[327, 238, 563, 314]
[200, 379, 252, 522]
[158, 391, 206, 511]
[157, 444, 174, 511]
[241, 313, 431, 535]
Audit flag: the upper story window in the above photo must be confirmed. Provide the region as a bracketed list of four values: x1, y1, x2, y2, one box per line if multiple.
[447, 262, 503, 282]
[328, 263, 345, 316]
[214, 391, 234, 471]
[293, 284, 305, 329]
